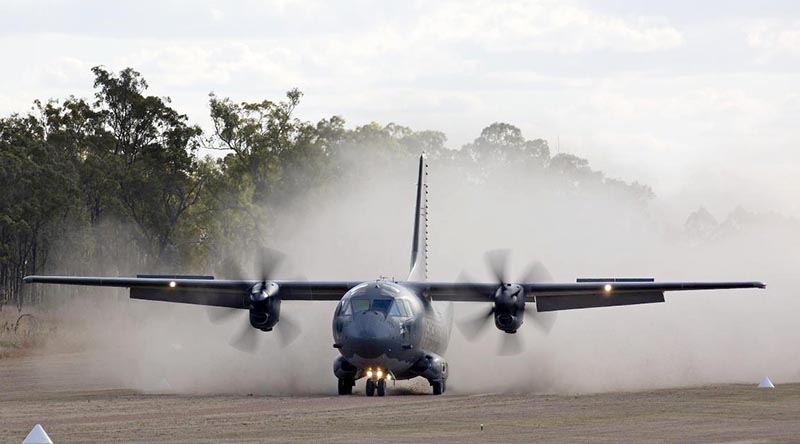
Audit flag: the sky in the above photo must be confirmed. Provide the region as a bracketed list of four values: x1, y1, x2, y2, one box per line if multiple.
[1, 0, 799, 218]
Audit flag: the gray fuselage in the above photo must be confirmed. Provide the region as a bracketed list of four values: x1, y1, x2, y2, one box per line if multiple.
[332, 280, 451, 380]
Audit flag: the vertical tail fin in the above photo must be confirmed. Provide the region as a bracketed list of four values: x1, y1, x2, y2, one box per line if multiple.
[408, 154, 429, 281]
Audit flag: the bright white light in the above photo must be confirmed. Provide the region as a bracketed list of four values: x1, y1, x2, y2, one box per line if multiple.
[377, 370, 383, 379]
[603, 284, 612, 292]
[169, 281, 177, 288]
[367, 370, 373, 378]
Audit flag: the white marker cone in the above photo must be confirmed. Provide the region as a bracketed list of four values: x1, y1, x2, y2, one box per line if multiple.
[22, 424, 53, 444]
[158, 377, 172, 391]
[758, 377, 775, 388]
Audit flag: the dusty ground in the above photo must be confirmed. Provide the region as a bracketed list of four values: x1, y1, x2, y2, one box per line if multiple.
[2, 351, 799, 443]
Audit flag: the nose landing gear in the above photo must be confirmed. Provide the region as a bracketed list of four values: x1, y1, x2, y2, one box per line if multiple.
[365, 378, 387, 396]
[364, 368, 388, 397]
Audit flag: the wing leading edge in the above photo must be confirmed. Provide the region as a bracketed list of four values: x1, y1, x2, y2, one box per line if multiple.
[24, 275, 765, 312]
[22, 275, 359, 308]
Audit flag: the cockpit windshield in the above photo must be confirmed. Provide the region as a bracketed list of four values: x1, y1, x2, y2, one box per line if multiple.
[338, 297, 410, 317]
[371, 299, 393, 315]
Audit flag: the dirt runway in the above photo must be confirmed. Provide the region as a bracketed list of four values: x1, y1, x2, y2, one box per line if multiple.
[2, 352, 799, 443]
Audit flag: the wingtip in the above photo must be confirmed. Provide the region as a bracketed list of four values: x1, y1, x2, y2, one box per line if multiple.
[23, 276, 33, 284]
[757, 282, 767, 289]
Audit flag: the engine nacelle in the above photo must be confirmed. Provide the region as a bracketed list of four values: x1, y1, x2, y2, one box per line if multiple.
[493, 283, 525, 333]
[248, 282, 280, 331]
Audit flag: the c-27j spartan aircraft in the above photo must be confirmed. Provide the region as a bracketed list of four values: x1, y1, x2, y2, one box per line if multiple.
[26, 155, 765, 396]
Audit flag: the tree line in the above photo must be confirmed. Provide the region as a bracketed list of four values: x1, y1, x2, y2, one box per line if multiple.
[0, 67, 653, 310]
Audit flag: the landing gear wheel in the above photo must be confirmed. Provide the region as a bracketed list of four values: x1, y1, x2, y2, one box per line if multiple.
[337, 378, 354, 395]
[432, 380, 444, 395]
[377, 378, 386, 397]
[337, 378, 346, 395]
[366, 379, 375, 397]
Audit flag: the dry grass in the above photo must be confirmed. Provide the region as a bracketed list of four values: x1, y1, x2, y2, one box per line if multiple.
[0, 310, 47, 358]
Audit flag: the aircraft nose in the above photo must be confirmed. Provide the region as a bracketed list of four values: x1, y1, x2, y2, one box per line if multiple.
[342, 312, 396, 358]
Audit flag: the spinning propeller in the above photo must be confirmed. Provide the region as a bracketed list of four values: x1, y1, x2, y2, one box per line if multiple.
[208, 248, 301, 352]
[457, 249, 557, 355]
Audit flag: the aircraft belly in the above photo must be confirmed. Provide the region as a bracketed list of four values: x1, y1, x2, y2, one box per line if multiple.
[347, 352, 417, 375]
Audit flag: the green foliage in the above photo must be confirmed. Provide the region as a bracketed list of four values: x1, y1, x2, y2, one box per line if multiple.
[0, 67, 653, 308]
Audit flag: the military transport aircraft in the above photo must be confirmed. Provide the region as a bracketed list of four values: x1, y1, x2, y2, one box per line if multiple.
[25, 155, 765, 396]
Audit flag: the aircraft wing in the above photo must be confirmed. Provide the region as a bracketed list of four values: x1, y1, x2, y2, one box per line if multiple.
[410, 280, 766, 312]
[23, 275, 358, 308]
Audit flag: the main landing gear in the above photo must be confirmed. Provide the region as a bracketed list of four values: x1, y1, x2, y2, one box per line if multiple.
[431, 379, 446, 395]
[337, 377, 354, 395]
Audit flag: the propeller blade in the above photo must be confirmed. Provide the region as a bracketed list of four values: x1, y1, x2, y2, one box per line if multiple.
[485, 249, 510, 285]
[206, 306, 240, 324]
[519, 261, 554, 283]
[276, 313, 302, 347]
[456, 306, 494, 341]
[498, 332, 524, 356]
[524, 304, 557, 334]
[230, 321, 261, 353]
[217, 255, 246, 280]
[255, 248, 285, 282]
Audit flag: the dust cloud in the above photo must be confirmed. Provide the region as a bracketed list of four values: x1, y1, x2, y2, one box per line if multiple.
[38, 157, 800, 396]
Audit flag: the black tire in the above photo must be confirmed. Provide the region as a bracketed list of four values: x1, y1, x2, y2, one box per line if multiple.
[366, 379, 375, 397]
[432, 380, 443, 395]
[338, 378, 353, 395]
[377, 379, 386, 397]
[346, 379, 354, 395]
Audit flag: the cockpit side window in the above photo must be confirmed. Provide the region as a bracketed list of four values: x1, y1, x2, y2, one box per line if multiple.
[340, 300, 352, 315]
[395, 299, 408, 317]
[389, 301, 402, 317]
[400, 299, 413, 316]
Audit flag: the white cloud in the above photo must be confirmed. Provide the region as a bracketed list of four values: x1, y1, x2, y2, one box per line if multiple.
[2, 0, 800, 218]
[412, 0, 684, 53]
[748, 20, 800, 56]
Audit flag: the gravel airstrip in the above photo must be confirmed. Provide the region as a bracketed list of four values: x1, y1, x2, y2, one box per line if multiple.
[2, 351, 799, 443]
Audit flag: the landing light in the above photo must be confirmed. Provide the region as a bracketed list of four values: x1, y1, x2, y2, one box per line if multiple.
[367, 369, 373, 378]
[603, 284, 612, 293]
[377, 370, 383, 379]
[169, 281, 177, 288]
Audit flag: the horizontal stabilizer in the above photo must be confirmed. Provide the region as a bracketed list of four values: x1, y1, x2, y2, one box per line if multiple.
[577, 277, 654, 283]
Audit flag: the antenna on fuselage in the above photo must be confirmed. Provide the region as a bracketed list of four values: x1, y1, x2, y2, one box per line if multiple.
[408, 154, 429, 282]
